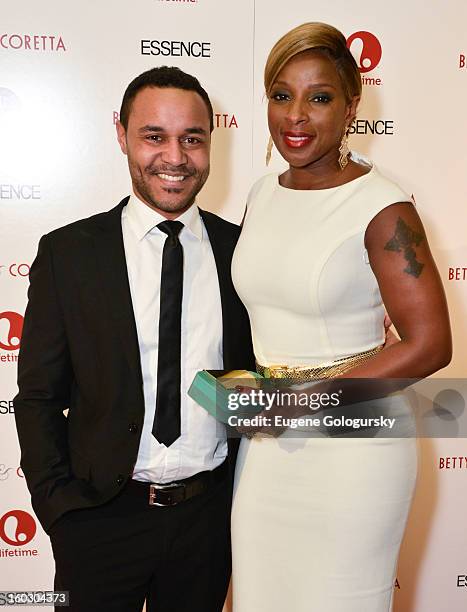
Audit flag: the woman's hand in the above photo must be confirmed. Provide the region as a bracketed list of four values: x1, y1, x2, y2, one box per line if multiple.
[232, 385, 292, 438]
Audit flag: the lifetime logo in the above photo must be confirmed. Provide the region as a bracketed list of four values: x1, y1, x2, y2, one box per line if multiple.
[347, 31, 382, 78]
[0, 510, 36, 546]
[0, 311, 23, 351]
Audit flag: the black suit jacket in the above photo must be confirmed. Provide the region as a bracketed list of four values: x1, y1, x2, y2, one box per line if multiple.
[14, 197, 254, 533]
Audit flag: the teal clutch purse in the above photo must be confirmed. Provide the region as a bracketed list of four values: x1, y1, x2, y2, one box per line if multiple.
[188, 369, 263, 424]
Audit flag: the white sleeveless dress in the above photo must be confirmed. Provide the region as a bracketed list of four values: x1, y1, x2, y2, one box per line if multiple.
[230, 155, 418, 612]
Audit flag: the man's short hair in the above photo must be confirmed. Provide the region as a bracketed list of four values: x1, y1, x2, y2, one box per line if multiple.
[119, 66, 214, 132]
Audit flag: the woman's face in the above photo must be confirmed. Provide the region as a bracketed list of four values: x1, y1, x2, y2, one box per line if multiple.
[267, 50, 358, 172]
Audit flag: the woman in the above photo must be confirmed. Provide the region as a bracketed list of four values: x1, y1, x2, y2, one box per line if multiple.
[230, 22, 451, 611]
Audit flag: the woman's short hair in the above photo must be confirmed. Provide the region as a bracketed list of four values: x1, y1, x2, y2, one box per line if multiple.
[264, 22, 362, 103]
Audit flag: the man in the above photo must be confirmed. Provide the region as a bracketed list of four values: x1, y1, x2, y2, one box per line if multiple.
[14, 66, 254, 612]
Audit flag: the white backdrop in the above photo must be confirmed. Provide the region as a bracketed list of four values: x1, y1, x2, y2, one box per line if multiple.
[1, 0, 466, 610]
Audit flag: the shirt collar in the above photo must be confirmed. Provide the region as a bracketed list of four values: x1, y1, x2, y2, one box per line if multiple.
[125, 193, 203, 242]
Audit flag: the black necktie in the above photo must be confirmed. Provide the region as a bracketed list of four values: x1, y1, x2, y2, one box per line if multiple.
[153, 220, 184, 446]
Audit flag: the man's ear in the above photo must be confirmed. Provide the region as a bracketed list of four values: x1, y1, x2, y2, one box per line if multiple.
[116, 120, 128, 155]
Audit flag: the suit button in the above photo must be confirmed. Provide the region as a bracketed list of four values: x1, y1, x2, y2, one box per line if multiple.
[116, 475, 124, 485]
[128, 423, 138, 433]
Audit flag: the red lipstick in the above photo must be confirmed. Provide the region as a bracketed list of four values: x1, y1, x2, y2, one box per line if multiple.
[282, 131, 314, 148]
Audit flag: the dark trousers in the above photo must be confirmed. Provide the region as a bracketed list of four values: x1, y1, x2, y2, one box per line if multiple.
[49, 469, 232, 612]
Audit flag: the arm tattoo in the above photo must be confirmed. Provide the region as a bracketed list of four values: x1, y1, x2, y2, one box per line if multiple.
[384, 216, 425, 278]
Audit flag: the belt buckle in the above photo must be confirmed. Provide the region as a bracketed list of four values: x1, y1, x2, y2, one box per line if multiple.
[149, 482, 185, 506]
[264, 365, 286, 378]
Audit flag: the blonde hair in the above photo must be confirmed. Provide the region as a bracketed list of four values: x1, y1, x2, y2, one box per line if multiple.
[264, 22, 362, 103]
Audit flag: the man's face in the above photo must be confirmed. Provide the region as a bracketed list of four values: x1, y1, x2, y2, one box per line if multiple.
[117, 86, 211, 218]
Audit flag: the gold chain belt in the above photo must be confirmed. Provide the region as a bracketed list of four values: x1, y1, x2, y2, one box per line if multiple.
[256, 345, 383, 381]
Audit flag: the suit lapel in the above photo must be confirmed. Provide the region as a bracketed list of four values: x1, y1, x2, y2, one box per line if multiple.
[199, 208, 232, 363]
[199, 209, 255, 375]
[91, 197, 143, 386]
[199, 209, 243, 463]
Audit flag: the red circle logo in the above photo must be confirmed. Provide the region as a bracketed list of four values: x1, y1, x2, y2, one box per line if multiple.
[0, 510, 37, 546]
[347, 31, 382, 73]
[0, 311, 23, 351]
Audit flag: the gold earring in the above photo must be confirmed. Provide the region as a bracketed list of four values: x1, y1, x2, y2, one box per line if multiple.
[266, 135, 273, 166]
[338, 130, 350, 171]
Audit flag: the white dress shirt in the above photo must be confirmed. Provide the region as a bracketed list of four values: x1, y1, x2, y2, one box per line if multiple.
[121, 194, 226, 483]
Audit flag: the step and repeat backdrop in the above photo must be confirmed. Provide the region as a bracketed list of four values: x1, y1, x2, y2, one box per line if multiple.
[1, 0, 466, 610]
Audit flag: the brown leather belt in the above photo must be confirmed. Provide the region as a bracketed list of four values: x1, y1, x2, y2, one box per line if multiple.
[128, 460, 228, 507]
